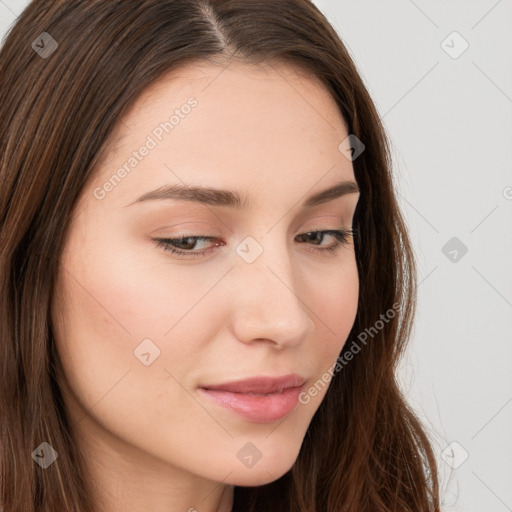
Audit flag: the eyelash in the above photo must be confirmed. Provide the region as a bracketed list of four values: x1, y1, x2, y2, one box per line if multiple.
[151, 229, 355, 259]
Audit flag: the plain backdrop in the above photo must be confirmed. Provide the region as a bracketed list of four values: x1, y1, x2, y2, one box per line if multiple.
[1, 1, 511, 511]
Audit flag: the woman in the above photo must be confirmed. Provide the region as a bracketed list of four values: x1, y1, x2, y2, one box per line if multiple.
[0, 1, 441, 511]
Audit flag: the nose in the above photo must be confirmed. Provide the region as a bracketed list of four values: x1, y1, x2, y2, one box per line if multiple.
[228, 237, 315, 350]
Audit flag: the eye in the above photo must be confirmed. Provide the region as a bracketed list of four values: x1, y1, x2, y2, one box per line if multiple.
[295, 229, 353, 255]
[152, 228, 354, 259]
[152, 235, 223, 259]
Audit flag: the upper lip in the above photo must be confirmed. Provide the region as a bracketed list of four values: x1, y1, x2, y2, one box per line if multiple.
[201, 374, 306, 394]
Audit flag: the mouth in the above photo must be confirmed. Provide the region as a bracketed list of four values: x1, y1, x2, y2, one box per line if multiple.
[198, 374, 306, 423]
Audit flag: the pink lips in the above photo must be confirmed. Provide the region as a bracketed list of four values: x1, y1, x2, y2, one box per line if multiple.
[198, 374, 306, 423]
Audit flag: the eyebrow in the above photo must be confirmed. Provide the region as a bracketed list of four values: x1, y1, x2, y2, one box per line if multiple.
[126, 180, 359, 209]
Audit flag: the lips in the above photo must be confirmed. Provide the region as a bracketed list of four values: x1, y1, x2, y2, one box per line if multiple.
[198, 374, 307, 423]
[200, 374, 306, 394]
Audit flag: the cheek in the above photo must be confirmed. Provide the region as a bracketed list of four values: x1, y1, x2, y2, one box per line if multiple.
[310, 255, 359, 355]
[51, 249, 139, 415]
[51, 227, 203, 446]
[299, 254, 359, 408]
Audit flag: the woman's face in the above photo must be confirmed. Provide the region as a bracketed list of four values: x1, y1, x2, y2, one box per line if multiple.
[52, 61, 360, 492]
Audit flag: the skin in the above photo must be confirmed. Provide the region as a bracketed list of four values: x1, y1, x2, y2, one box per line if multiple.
[51, 60, 360, 512]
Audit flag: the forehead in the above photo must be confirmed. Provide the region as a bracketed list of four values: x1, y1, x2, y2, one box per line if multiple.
[88, 60, 354, 210]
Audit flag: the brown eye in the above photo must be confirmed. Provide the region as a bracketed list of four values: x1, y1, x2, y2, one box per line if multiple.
[295, 229, 352, 254]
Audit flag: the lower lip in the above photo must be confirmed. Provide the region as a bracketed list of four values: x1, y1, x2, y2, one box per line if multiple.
[198, 386, 303, 423]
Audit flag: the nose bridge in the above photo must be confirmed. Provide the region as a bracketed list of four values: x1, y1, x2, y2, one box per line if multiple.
[229, 229, 315, 347]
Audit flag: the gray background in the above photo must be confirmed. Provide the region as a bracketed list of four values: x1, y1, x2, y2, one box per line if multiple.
[1, 0, 511, 510]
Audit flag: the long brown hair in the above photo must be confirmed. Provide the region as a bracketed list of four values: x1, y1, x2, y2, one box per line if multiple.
[0, 1, 440, 510]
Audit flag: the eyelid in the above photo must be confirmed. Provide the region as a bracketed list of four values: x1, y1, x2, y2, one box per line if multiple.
[152, 226, 355, 260]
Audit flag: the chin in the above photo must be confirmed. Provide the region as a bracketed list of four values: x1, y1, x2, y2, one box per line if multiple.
[225, 453, 298, 487]
[227, 469, 289, 488]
